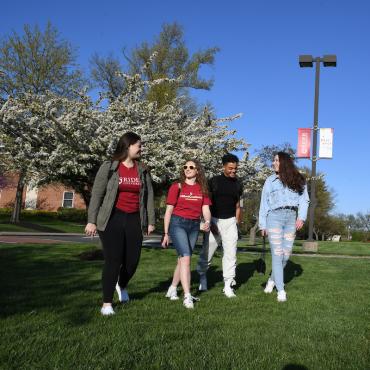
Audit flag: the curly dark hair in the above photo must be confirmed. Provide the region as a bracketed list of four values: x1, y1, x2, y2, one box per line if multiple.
[179, 159, 209, 196]
[222, 153, 239, 165]
[277, 152, 306, 194]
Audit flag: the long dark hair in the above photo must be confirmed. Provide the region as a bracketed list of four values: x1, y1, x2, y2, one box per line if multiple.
[179, 159, 209, 196]
[112, 132, 141, 162]
[277, 152, 306, 194]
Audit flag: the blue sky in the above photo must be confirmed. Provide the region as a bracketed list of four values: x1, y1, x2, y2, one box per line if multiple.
[1, 0, 369, 214]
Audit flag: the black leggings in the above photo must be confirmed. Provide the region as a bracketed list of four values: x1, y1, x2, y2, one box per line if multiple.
[98, 208, 143, 303]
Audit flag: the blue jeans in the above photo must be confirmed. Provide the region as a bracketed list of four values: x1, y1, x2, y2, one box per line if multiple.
[169, 215, 200, 257]
[267, 209, 296, 291]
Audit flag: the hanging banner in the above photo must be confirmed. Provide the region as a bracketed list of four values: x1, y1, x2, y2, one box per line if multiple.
[297, 128, 311, 158]
[319, 128, 334, 158]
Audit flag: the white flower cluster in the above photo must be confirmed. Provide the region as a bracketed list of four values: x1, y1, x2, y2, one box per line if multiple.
[0, 68, 268, 201]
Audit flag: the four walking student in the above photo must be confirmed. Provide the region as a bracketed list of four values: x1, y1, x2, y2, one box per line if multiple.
[85, 136, 310, 314]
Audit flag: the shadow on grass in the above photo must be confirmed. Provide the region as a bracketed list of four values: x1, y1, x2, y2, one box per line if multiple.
[285, 260, 303, 284]
[259, 260, 304, 289]
[129, 252, 258, 300]
[0, 245, 101, 325]
[0, 221, 65, 233]
[282, 365, 308, 370]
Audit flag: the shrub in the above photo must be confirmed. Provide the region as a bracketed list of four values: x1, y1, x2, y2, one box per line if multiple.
[351, 231, 370, 242]
[0, 208, 87, 222]
[57, 208, 87, 222]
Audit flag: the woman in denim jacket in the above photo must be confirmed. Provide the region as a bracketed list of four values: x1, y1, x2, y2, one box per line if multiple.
[259, 152, 309, 302]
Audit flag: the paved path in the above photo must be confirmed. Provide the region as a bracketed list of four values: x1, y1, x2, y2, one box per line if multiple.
[1, 232, 369, 259]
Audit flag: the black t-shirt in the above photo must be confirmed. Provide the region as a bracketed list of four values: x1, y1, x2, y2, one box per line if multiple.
[209, 174, 243, 219]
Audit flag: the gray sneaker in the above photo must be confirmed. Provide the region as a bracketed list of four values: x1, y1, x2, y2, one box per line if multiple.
[198, 274, 208, 291]
[116, 283, 130, 303]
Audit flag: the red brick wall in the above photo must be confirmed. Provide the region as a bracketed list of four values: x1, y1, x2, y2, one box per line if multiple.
[0, 173, 86, 211]
[37, 184, 86, 211]
[0, 174, 27, 208]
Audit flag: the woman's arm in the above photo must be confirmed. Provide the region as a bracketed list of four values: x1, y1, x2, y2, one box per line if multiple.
[258, 179, 270, 235]
[201, 205, 212, 232]
[161, 205, 174, 247]
[86, 161, 110, 230]
[145, 171, 156, 234]
[296, 184, 310, 230]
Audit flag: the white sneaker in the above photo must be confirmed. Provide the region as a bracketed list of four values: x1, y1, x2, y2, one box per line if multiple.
[165, 285, 179, 300]
[101, 305, 115, 316]
[277, 290, 287, 302]
[183, 294, 194, 309]
[198, 274, 208, 291]
[116, 283, 130, 303]
[223, 286, 236, 298]
[223, 279, 236, 298]
[264, 278, 275, 294]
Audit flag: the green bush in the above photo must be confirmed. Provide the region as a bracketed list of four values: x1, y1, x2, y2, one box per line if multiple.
[56, 208, 87, 222]
[0, 208, 12, 216]
[0, 208, 87, 222]
[351, 231, 370, 242]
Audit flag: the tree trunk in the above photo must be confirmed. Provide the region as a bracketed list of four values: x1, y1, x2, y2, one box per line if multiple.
[10, 170, 26, 224]
[321, 233, 325, 241]
[249, 222, 258, 246]
[313, 229, 319, 241]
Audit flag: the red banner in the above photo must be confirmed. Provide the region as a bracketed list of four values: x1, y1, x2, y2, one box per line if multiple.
[297, 128, 311, 158]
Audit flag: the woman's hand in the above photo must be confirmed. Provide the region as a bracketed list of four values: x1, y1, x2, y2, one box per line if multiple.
[202, 221, 211, 232]
[85, 223, 97, 237]
[261, 229, 267, 237]
[147, 224, 155, 235]
[296, 219, 304, 230]
[161, 234, 170, 248]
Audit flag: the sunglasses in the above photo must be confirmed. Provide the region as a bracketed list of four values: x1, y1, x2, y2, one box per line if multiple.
[183, 165, 196, 170]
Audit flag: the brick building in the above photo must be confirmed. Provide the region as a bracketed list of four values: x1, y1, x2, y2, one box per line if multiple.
[0, 174, 86, 211]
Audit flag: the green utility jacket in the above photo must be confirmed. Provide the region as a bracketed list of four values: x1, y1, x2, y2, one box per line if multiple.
[88, 160, 155, 232]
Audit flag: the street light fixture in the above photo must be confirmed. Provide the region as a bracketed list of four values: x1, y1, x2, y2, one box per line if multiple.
[299, 54, 337, 250]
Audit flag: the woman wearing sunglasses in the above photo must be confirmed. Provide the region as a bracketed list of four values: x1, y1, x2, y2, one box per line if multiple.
[162, 160, 212, 309]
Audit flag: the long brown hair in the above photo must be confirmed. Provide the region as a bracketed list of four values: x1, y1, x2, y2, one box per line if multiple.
[277, 152, 306, 194]
[111, 132, 141, 162]
[179, 159, 209, 196]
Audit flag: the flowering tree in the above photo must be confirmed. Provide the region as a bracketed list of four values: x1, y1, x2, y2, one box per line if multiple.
[0, 22, 85, 222]
[1, 60, 265, 215]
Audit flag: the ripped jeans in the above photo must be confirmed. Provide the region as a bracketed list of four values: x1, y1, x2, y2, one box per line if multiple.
[267, 209, 296, 291]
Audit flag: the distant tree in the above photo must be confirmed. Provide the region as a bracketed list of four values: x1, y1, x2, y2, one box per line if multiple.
[254, 143, 296, 168]
[355, 212, 370, 232]
[90, 22, 219, 110]
[296, 168, 335, 240]
[90, 53, 124, 100]
[0, 22, 85, 223]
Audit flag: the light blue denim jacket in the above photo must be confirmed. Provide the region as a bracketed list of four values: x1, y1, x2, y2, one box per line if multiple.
[258, 174, 310, 230]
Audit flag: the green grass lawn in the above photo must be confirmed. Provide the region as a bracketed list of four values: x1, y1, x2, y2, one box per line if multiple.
[0, 218, 84, 233]
[238, 238, 370, 256]
[0, 243, 369, 370]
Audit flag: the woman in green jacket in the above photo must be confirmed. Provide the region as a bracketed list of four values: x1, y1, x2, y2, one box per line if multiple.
[85, 132, 155, 316]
